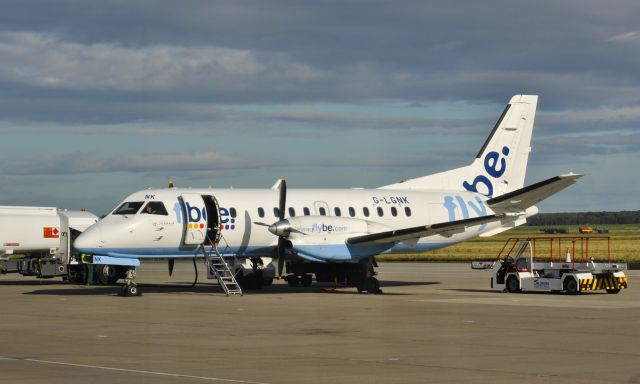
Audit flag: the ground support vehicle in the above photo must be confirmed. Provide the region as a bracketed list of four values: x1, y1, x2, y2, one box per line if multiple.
[0, 206, 104, 282]
[487, 237, 627, 294]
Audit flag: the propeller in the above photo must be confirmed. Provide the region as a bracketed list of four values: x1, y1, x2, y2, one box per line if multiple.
[276, 178, 287, 278]
[168, 258, 175, 277]
[253, 177, 291, 278]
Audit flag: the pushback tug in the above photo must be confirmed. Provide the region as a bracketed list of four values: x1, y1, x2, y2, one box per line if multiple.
[478, 236, 628, 294]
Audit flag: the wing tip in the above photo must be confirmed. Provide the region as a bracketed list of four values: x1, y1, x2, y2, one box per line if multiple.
[559, 172, 585, 181]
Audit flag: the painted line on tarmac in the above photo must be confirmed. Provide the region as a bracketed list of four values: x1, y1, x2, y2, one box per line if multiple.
[0, 356, 270, 384]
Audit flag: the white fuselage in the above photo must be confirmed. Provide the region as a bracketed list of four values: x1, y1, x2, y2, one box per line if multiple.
[75, 186, 516, 262]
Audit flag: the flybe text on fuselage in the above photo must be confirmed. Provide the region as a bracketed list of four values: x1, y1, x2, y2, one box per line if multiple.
[443, 195, 488, 231]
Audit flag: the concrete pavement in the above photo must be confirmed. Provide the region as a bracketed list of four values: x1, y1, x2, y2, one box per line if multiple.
[1, 262, 639, 383]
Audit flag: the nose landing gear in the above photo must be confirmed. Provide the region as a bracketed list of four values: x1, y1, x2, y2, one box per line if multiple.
[119, 267, 139, 297]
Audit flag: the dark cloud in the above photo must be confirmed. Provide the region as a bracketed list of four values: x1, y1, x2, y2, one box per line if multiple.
[262, 109, 490, 133]
[0, 1, 639, 113]
[0, 151, 260, 175]
[1, 1, 639, 212]
[534, 132, 640, 160]
[0, 146, 466, 176]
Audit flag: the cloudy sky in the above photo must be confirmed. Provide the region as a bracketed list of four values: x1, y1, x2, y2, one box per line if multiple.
[1, 1, 639, 214]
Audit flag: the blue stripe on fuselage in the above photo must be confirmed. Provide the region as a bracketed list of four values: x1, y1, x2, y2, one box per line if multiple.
[79, 240, 456, 261]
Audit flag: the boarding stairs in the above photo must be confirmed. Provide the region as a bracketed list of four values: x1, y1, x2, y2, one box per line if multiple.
[200, 240, 242, 296]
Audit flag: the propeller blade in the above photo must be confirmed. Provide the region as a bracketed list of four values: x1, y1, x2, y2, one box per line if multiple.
[289, 227, 306, 235]
[253, 222, 270, 227]
[277, 237, 286, 277]
[168, 259, 175, 277]
[271, 177, 288, 278]
[278, 177, 286, 221]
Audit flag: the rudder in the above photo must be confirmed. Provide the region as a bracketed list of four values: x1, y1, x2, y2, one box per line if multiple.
[380, 95, 538, 197]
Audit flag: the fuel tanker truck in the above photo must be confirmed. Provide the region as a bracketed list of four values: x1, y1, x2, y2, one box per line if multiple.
[0, 206, 115, 283]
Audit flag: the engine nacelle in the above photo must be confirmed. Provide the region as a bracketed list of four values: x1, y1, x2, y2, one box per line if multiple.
[270, 216, 394, 261]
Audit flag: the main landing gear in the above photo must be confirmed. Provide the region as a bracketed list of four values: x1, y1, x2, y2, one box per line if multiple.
[356, 276, 382, 294]
[287, 258, 383, 294]
[119, 267, 139, 297]
[285, 273, 313, 287]
[353, 259, 382, 294]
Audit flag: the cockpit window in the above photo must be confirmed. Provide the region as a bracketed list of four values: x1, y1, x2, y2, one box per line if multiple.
[141, 201, 168, 216]
[113, 201, 144, 215]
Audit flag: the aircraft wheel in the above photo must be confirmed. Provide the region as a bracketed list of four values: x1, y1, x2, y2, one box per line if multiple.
[287, 275, 299, 287]
[251, 274, 264, 290]
[235, 270, 246, 288]
[124, 283, 139, 297]
[366, 277, 382, 294]
[564, 278, 578, 295]
[301, 274, 313, 287]
[96, 264, 119, 285]
[506, 276, 520, 293]
[67, 268, 86, 285]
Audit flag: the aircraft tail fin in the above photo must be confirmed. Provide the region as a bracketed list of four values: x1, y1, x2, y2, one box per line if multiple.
[380, 95, 538, 198]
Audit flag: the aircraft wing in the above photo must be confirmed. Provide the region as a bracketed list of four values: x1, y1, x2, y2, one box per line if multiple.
[346, 214, 505, 246]
[486, 173, 583, 212]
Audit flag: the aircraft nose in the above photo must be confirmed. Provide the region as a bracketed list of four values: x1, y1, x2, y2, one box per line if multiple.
[74, 225, 103, 253]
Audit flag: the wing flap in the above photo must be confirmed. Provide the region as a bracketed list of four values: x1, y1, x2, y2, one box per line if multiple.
[346, 214, 505, 245]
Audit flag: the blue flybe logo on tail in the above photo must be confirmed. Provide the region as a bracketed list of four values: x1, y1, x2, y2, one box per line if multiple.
[462, 146, 510, 197]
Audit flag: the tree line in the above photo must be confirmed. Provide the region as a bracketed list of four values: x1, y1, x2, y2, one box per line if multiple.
[526, 211, 640, 226]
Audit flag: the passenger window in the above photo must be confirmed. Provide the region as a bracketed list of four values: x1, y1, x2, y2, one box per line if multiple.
[113, 201, 144, 215]
[405, 207, 412, 217]
[349, 207, 355, 217]
[273, 207, 280, 217]
[377, 207, 384, 217]
[230, 207, 237, 218]
[334, 207, 341, 216]
[363, 207, 370, 217]
[391, 207, 398, 217]
[319, 207, 326, 216]
[258, 207, 265, 218]
[289, 207, 296, 217]
[141, 201, 168, 216]
[303, 207, 310, 216]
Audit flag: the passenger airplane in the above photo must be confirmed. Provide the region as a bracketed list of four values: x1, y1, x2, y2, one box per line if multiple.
[75, 95, 582, 295]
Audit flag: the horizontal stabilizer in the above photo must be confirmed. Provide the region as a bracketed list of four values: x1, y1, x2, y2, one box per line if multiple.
[346, 214, 505, 246]
[487, 173, 583, 212]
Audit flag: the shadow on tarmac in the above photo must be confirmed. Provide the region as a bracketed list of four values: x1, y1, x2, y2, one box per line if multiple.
[445, 288, 611, 296]
[21, 280, 441, 296]
[0, 279, 66, 286]
[445, 288, 500, 294]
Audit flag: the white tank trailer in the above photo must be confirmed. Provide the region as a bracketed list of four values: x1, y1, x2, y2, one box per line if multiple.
[0, 206, 98, 280]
